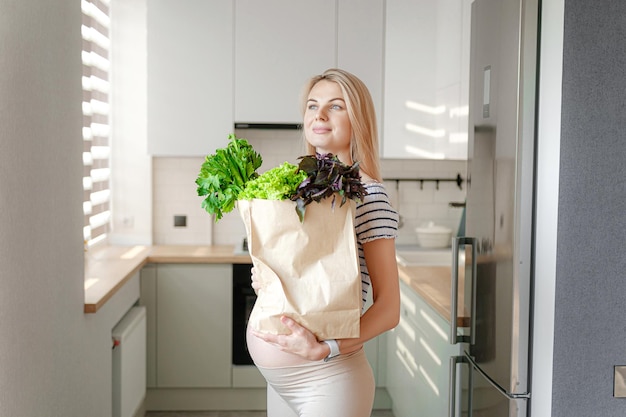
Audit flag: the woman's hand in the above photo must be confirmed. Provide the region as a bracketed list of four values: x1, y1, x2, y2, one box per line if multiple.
[250, 316, 329, 361]
[250, 266, 261, 295]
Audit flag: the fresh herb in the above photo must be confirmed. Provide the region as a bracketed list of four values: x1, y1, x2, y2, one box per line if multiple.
[196, 134, 263, 220]
[239, 162, 307, 201]
[197, 136, 367, 223]
[290, 153, 368, 222]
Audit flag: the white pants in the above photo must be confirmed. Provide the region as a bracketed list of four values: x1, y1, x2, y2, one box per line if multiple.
[258, 349, 375, 417]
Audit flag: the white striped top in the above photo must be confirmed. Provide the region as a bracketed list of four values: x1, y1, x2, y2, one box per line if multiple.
[355, 183, 399, 310]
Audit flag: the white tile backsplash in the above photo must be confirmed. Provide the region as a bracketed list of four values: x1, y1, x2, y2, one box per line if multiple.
[379, 156, 466, 246]
[153, 157, 214, 245]
[152, 131, 467, 247]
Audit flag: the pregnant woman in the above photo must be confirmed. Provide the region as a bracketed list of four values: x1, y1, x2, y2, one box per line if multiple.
[247, 68, 401, 417]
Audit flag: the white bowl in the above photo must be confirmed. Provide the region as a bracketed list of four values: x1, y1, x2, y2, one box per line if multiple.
[415, 222, 452, 248]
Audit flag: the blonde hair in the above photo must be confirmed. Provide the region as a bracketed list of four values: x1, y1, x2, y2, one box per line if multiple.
[300, 68, 381, 182]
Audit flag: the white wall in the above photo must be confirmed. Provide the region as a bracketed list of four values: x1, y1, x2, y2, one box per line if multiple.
[0, 2, 140, 416]
[0, 1, 88, 415]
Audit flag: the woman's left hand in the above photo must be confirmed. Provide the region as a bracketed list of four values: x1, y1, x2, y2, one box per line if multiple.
[250, 315, 327, 361]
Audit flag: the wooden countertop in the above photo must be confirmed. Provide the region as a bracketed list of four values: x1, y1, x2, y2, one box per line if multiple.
[85, 245, 469, 328]
[84, 245, 151, 313]
[84, 245, 251, 313]
[397, 263, 470, 328]
[147, 245, 252, 264]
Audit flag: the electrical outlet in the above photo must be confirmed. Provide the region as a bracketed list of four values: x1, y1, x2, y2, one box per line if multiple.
[174, 215, 187, 228]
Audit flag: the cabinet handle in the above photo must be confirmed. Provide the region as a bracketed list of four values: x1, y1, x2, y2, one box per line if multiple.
[450, 237, 477, 344]
[448, 355, 470, 417]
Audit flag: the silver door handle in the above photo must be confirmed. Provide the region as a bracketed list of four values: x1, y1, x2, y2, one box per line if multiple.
[449, 355, 469, 417]
[450, 236, 477, 344]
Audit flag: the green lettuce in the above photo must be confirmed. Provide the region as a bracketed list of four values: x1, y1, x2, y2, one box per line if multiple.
[239, 162, 307, 200]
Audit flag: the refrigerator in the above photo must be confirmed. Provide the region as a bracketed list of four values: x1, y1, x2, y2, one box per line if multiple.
[448, 0, 539, 415]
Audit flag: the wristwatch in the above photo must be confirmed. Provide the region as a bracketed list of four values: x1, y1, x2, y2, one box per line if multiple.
[323, 339, 340, 362]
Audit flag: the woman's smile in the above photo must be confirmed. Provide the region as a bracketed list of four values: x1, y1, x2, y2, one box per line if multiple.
[311, 125, 331, 134]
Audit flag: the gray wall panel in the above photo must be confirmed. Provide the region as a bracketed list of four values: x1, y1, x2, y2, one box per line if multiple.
[553, 0, 626, 415]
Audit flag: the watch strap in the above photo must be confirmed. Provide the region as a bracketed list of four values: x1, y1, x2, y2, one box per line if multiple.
[323, 339, 340, 362]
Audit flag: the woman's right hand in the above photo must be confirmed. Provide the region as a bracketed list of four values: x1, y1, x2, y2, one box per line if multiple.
[250, 266, 261, 295]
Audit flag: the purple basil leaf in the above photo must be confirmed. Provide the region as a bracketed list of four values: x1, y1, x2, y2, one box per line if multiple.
[291, 152, 368, 222]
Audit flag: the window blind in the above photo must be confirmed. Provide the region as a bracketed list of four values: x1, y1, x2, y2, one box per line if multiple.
[81, 0, 111, 248]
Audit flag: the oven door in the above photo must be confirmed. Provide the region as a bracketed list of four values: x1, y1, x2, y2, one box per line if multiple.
[232, 263, 255, 365]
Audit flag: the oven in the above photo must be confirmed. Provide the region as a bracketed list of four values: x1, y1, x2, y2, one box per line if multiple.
[232, 263, 256, 365]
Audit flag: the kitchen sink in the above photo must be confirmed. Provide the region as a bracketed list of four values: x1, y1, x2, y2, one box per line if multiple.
[395, 250, 452, 266]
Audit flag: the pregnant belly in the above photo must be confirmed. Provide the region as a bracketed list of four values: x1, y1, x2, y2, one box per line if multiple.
[246, 325, 310, 368]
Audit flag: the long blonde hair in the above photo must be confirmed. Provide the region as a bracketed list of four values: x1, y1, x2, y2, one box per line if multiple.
[300, 68, 381, 182]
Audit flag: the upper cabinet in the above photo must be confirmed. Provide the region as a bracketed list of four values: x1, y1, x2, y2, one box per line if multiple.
[383, 0, 471, 160]
[233, 0, 336, 124]
[234, 0, 384, 127]
[337, 0, 385, 141]
[147, 0, 234, 156]
[144, 1, 466, 157]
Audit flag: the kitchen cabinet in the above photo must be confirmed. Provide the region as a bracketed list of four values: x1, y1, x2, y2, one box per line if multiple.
[147, 0, 234, 156]
[234, 0, 336, 124]
[141, 265, 157, 388]
[383, 0, 471, 160]
[337, 0, 385, 140]
[146, 0, 384, 147]
[386, 280, 462, 417]
[234, 0, 385, 126]
[140, 264, 232, 388]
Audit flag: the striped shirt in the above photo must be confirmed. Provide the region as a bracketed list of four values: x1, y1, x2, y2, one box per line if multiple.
[355, 183, 399, 310]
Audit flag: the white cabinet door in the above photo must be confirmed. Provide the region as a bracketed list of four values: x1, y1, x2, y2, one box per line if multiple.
[387, 280, 463, 417]
[139, 264, 157, 388]
[337, 0, 385, 141]
[147, 0, 234, 156]
[383, 0, 471, 160]
[234, 0, 337, 124]
[386, 283, 422, 417]
[156, 264, 232, 388]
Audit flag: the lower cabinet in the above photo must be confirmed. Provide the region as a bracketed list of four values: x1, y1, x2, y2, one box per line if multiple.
[141, 263, 268, 410]
[141, 263, 232, 388]
[386, 280, 463, 417]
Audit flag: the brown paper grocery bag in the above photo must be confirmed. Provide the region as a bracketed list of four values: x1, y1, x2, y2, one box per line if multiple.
[237, 197, 361, 340]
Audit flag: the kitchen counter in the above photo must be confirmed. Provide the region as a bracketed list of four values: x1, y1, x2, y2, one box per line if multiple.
[85, 245, 469, 327]
[148, 245, 252, 264]
[397, 263, 470, 328]
[84, 245, 251, 313]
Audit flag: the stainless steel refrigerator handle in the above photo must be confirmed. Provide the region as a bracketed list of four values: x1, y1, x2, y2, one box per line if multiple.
[448, 355, 470, 417]
[464, 352, 531, 400]
[450, 236, 478, 344]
